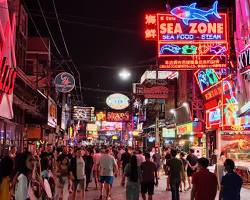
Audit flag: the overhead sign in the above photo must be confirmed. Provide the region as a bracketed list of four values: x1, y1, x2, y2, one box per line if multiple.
[86, 123, 98, 132]
[177, 123, 193, 135]
[55, 72, 75, 93]
[101, 121, 123, 131]
[48, 97, 57, 128]
[133, 84, 168, 99]
[144, 1, 229, 70]
[106, 93, 129, 110]
[107, 112, 130, 121]
[206, 107, 221, 129]
[140, 71, 178, 83]
[72, 106, 95, 121]
[162, 128, 176, 138]
[96, 111, 107, 121]
[237, 44, 250, 73]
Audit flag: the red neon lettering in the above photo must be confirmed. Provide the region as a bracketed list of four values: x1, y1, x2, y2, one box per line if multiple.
[145, 15, 156, 25]
[189, 23, 197, 33]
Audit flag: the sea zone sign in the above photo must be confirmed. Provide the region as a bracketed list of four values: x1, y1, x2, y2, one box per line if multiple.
[145, 1, 229, 70]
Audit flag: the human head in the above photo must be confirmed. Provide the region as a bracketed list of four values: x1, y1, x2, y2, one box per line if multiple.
[95, 148, 100, 153]
[125, 148, 128, 153]
[62, 157, 69, 166]
[105, 147, 110, 154]
[144, 153, 150, 161]
[75, 148, 82, 157]
[62, 146, 68, 154]
[170, 149, 177, 158]
[155, 147, 159, 153]
[138, 149, 142, 154]
[180, 152, 185, 158]
[11, 146, 17, 154]
[0, 156, 14, 181]
[189, 149, 194, 154]
[224, 159, 235, 172]
[197, 157, 209, 169]
[14, 152, 34, 176]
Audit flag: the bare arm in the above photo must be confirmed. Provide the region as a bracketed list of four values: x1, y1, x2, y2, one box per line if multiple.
[191, 184, 196, 200]
[219, 185, 224, 200]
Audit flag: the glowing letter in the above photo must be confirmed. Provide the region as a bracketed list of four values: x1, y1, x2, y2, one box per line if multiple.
[208, 23, 216, 33]
[189, 23, 197, 33]
[174, 23, 183, 34]
[197, 23, 207, 34]
[160, 23, 167, 34]
[217, 23, 223, 34]
[167, 23, 173, 34]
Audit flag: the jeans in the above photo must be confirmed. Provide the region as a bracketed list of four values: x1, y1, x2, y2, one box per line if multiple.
[55, 176, 69, 200]
[170, 179, 181, 200]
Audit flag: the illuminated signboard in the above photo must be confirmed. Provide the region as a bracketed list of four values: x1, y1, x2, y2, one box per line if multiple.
[106, 93, 129, 110]
[145, 14, 157, 40]
[237, 42, 250, 73]
[144, 1, 229, 70]
[107, 112, 130, 121]
[86, 124, 98, 132]
[206, 107, 221, 129]
[140, 71, 178, 83]
[177, 123, 193, 135]
[72, 107, 95, 121]
[162, 128, 176, 138]
[101, 121, 123, 131]
[96, 111, 106, 121]
[194, 69, 221, 93]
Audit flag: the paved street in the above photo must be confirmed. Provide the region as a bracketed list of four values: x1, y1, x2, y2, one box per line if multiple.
[70, 174, 250, 200]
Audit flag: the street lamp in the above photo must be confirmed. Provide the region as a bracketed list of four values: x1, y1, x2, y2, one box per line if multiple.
[119, 69, 131, 80]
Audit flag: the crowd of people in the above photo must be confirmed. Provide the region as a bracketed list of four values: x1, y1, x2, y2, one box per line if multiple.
[0, 144, 243, 200]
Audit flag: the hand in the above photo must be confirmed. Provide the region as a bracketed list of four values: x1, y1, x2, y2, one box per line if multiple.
[155, 180, 158, 186]
[121, 181, 125, 187]
[114, 173, 118, 178]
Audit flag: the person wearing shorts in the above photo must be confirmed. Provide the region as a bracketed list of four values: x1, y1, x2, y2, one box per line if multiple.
[98, 148, 118, 200]
[141, 153, 158, 200]
[70, 148, 86, 200]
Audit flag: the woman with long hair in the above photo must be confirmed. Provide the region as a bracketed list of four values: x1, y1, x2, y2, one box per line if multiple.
[14, 151, 35, 200]
[121, 155, 141, 200]
[0, 156, 14, 200]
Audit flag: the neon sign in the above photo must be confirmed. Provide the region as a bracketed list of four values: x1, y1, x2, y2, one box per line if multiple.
[177, 123, 193, 135]
[145, 14, 157, 40]
[170, 1, 220, 25]
[107, 112, 130, 122]
[96, 111, 106, 121]
[106, 93, 130, 110]
[194, 69, 220, 93]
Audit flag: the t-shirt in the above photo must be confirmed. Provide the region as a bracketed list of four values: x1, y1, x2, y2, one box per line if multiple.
[221, 172, 243, 200]
[186, 154, 198, 167]
[180, 158, 187, 171]
[0, 177, 11, 200]
[121, 152, 131, 167]
[141, 161, 157, 183]
[76, 157, 85, 180]
[98, 154, 117, 176]
[167, 158, 183, 181]
[125, 165, 141, 183]
[153, 153, 161, 165]
[192, 168, 218, 200]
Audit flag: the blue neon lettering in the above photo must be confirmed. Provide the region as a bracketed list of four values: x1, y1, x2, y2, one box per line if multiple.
[201, 34, 222, 40]
[176, 34, 194, 40]
[162, 34, 175, 40]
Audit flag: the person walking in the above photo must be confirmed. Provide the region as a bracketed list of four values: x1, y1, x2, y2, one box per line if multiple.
[0, 156, 14, 200]
[167, 149, 185, 200]
[152, 147, 161, 178]
[121, 148, 131, 174]
[121, 155, 142, 200]
[191, 158, 217, 200]
[140, 153, 158, 200]
[93, 148, 102, 189]
[186, 149, 198, 190]
[165, 148, 171, 191]
[70, 148, 86, 200]
[14, 152, 35, 200]
[83, 148, 94, 191]
[179, 152, 187, 192]
[9, 145, 17, 159]
[219, 159, 243, 200]
[136, 149, 145, 167]
[98, 147, 118, 200]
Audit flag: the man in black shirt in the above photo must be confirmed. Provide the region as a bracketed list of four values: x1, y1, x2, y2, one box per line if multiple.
[186, 149, 198, 190]
[121, 148, 131, 174]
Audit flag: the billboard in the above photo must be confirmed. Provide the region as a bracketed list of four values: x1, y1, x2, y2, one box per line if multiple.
[177, 122, 193, 135]
[140, 71, 178, 83]
[96, 111, 106, 121]
[144, 1, 229, 70]
[106, 93, 130, 110]
[48, 97, 57, 128]
[162, 128, 175, 138]
[101, 121, 123, 131]
[72, 106, 95, 121]
[107, 112, 130, 121]
[133, 84, 168, 99]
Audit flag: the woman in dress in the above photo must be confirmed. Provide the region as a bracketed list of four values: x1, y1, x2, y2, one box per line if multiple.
[122, 155, 141, 200]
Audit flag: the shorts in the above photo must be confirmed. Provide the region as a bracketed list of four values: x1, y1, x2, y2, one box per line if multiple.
[187, 168, 196, 177]
[99, 176, 114, 185]
[141, 182, 155, 195]
[156, 164, 161, 171]
[72, 179, 85, 191]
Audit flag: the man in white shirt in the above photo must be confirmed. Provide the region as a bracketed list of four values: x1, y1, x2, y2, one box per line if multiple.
[136, 149, 145, 166]
[70, 148, 86, 200]
[98, 147, 118, 200]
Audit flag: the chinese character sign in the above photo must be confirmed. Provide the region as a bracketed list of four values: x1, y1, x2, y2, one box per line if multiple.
[145, 14, 157, 40]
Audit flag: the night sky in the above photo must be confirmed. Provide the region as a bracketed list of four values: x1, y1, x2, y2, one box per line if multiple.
[24, 0, 235, 109]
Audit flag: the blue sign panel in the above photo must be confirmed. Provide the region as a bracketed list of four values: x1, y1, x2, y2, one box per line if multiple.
[55, 72, 75, 93]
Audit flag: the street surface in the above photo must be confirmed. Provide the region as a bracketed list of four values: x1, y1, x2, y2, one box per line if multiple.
[70, 174, 250, 200]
